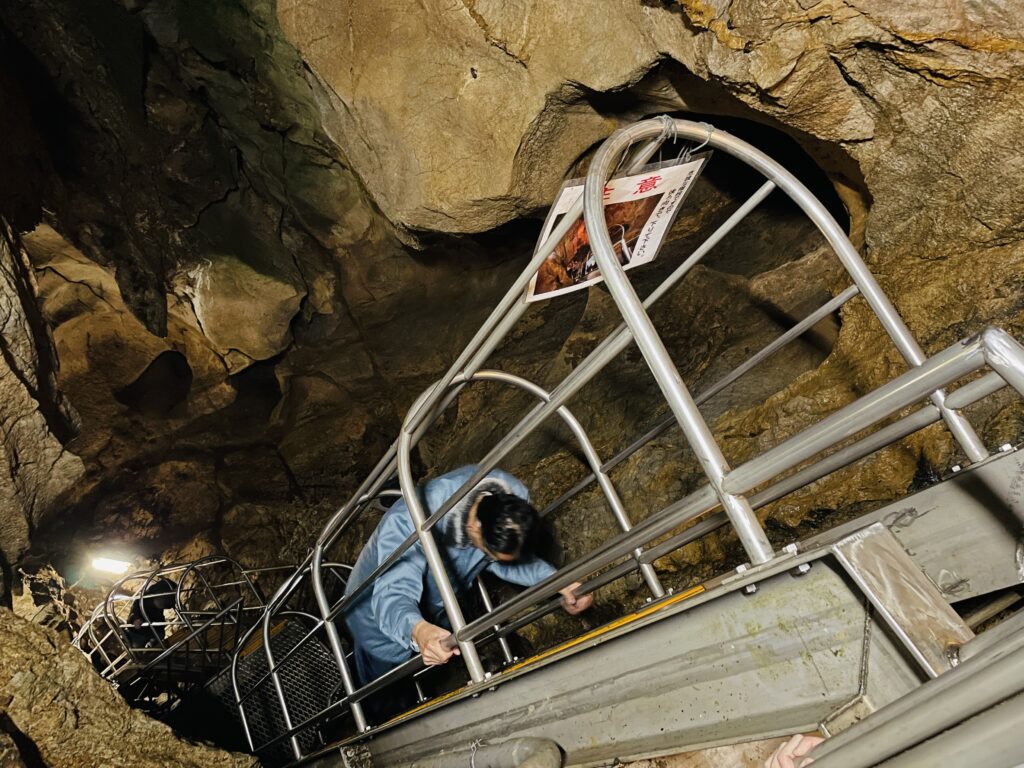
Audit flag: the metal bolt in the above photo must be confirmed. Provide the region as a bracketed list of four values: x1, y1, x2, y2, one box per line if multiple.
[791, 562, 812, 577]
[667, 587, 675, 595]
[948, 646, 962, 667]
[646, 596, 652, 603]
[484, 671, 492, 679]
[735, 563, 749, 574]
[1000, 443, 1013, 452]
[783, 543, 799, 556]
[951, 464, 962, 473]
[742, 584, 758, 595]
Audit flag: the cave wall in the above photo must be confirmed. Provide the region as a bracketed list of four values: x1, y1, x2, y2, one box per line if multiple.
[0, 607, 249, 767]
[275, 0, 1024, 551]
[0, 0, 1018, 588]
[0, 0, 1020, 765]
[0, 222, 84, 586]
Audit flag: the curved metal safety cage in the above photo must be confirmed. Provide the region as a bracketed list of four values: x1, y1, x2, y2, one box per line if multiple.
[229, 117, 1024, 765]
[74, 556, 292, 715]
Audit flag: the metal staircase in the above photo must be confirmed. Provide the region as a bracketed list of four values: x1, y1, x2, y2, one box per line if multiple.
[74, 556, 292, 717]
[79, 116, 1024, 767]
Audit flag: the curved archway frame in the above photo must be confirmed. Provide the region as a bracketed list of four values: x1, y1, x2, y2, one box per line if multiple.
[226, 117, 1019, 757]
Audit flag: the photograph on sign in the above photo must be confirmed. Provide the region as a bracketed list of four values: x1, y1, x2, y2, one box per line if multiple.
[526, 154, 711, 302]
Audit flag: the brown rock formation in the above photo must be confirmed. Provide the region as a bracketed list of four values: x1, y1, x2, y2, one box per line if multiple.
[0, 608, 251, 768]
[0, 223, 83, 584]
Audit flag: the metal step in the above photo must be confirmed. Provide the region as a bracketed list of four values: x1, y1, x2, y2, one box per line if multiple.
[209, 619, 344, 766]
[297, 531, 948, 766]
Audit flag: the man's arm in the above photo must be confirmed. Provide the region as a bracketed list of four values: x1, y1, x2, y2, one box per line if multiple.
[486, 556, 555, 587]
[369, 510, 461, 666]
[487, 559, 593, 615]
[369, 514, 428, 653]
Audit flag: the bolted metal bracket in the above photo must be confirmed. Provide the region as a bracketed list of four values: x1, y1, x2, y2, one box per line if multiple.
[790, 562, 813, 577]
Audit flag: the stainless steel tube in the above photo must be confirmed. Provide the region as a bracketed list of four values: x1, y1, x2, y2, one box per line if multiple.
[425, 180, 776, 538]
[459, 335, 999, 642]
[477, 578, 514, 664]
[694, 119, 991, 462]
[981, 326, 1024, 397]
[943, 370, 1007, 409]
[468, 369, 664, 597]
[261, 613, 303, 760]
[873, 693, 1024, 768]
[399, 141, 674, 479]
[456, 485, 720, 642]
[584, 123, 774, 565]
[350, 653, 425, 703]
[312, 547, 368, 731]
[957, 607, 1024, 664]
[753, 371, 1007, 508]
[487, 513, 730, 642]
[398, 390, 486, 683]
[809, 634, 1024, 768]
[696, 285, 859, 404]
[326, 367, 668, 621]
[231, 622, 261, 751]
[313, 147, 677, 624]
[541, 279, 854, 518]
[461, 350, 1003, 652]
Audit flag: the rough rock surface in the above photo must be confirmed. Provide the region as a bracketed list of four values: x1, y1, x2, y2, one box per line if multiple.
[274, 0, 1024, 573]
[0, 223, 83, 580]
[0, 608, 251, 767]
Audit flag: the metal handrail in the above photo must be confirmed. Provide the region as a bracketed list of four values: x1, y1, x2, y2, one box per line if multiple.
[540, 285, 860, 517]
[229, 118, 1022, 761]
[454, 329, 1024, 644]
[77, 555, 291, 715]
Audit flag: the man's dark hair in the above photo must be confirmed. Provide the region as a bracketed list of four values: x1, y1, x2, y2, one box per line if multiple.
[475, 493, 539, 558]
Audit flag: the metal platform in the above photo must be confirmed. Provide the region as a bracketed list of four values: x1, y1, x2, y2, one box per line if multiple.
[307, 519, 973, 767]
[226, 117, 1024, 767]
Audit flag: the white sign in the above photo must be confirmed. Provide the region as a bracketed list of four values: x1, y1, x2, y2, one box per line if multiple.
[526, 154, 711, 302]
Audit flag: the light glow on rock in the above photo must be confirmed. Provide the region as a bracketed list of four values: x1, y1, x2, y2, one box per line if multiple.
[91, 556, 131, 575]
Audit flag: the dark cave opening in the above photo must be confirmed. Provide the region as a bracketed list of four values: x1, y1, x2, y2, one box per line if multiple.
[681, 111, 852, 234]
[114, 350, 194, 417]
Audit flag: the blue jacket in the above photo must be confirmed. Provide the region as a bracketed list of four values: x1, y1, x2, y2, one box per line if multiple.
[343, 465, 556, 683]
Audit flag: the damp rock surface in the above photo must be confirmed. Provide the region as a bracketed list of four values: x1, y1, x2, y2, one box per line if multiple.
[0, 223, 83, 578]
[0, 608, 251, 768]
[0, 0, 1021, 692]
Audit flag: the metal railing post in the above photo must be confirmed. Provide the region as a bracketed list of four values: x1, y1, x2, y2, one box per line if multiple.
[467, 369, 665, 598]
[654, 118, 986, 463]
[312, 549, 369, 731]
[583, 127, 774, 565]
[398, 389, 487, 684]
[476, 578, 514, 665]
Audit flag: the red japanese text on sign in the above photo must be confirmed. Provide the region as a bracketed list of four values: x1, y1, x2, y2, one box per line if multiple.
[634, 175, 662, 194]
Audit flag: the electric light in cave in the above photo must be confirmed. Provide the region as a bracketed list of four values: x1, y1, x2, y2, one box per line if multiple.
[91, 556, 132, 575]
